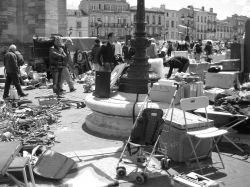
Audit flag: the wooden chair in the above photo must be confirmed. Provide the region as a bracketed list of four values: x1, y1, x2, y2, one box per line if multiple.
[180, 96, 245, 173]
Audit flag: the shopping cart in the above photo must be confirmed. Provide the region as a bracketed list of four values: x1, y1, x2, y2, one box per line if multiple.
[116, 83, 181, 184]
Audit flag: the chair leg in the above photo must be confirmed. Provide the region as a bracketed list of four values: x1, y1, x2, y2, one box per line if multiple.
[187, 135, 203, 174]
[223, 135, 245, 153]
[28, 161, 36, 187]
[213, 138, 225, 169]
[22, 168, 28, 187]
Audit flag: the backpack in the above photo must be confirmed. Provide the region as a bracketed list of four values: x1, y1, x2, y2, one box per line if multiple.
[195, 44, 202, 53]
[127, 108, 165, 155]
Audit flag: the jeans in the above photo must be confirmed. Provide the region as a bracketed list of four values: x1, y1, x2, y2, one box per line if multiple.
[3, 73, 24, 97]
[52, 68, 63, 93]
[60, 67, 74, 89]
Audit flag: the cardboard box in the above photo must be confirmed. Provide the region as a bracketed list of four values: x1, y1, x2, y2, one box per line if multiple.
[173, 51, 189, 58]
[215, 59, 241, 71]
[183, 82, 204, 98]
[205, 71, 239, 89]
[149, 83, 184, 104]
[161, 108, 213, 162]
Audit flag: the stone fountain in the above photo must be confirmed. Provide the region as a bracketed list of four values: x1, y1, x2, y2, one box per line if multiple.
[85, 0, 167, 138]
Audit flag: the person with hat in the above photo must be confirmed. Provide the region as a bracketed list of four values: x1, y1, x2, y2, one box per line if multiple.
[49, 36, 67, 95]
[3, 44, 28, 99]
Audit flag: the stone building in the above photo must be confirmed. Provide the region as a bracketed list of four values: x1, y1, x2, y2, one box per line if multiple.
[130, 6, 165, 40]
[0, 0, 67, 60]
[179, 6, 217, 41]
[163, 6, 180, 41]
[226, 14, 248, 41]
[79, 0, 131, 39]
[67, 9, 89, 37]
[215, 20, 233, 41]
[0, 0, 67, 43]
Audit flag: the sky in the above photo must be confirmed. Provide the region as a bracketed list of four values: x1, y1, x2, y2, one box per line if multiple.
[67, 0, 250, 20]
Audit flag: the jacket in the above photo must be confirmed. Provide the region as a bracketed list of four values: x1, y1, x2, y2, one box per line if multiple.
[49, 46, 67, 70]
[91, 44, 101, 64]
[4, 51, 19, 74]
[97, 42, 115, 65]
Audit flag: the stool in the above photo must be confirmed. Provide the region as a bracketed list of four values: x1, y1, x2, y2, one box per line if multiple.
[7, 157, 36, 187]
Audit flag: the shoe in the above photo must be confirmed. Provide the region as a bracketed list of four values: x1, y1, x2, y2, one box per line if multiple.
[19, 93, 28, 97]
[70, 88, 76, 92]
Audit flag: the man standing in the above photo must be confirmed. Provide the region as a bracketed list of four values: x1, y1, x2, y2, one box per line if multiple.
[60, 38, 76, 92]
[49, 36, 67, 94]
[97, 32, 116, 72]
[3, 44, 28, 99]
[193, 40, 203, 63]
[146, 38, 157, 58]
[164, 56, 190, 79]
[91, 38, 102, 71]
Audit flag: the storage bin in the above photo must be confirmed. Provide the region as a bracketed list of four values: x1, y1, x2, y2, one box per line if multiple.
[161, 108, 213, 162]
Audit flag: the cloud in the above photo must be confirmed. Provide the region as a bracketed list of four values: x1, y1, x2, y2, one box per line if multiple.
[236, 0, 248, 6]
[241, 5, 250, 16]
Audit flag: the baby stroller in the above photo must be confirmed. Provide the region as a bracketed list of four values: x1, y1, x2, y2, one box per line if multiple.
[116, 96, 172, 184]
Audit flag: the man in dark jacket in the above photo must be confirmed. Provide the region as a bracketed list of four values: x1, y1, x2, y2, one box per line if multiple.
[3, 44, 28, 99]
[49, 36, 67, 94]
[97, 32, 116, 72]
[91, 38, 102, 71]
[164, 56, 190, 79]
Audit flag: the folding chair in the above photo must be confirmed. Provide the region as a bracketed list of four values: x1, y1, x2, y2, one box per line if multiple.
[180, 96, 246, 173]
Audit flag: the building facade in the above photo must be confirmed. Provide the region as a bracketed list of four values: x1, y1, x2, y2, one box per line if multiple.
[0, 0, 67, 43]
[162, 5, 179, 41]
[215, 20, 233, 41]
[130, 6, 165, 40]
[226, 14, 248, 41]
[67, 9, 89, 37]
[179, 6, 217, 41]
[79, 0, 131, 39]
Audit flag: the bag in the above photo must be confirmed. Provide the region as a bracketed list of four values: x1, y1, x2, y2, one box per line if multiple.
[128, 108, 165, 155]
[195, 44, 202, 54]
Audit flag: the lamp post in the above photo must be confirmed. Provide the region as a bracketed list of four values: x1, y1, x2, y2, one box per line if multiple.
[181, 14, 193, 42]
[68, 27, 73, 37]
[96, 20, 102, 38]
[119, 0, 151, 94]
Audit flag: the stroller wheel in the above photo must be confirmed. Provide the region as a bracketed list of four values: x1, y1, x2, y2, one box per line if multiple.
[161, 158, 171, 169]
[116, 166, 126, 178]
[135, 173, 147, 185]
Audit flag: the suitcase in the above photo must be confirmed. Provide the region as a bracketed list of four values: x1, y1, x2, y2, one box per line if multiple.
[95, 71, 111, 98]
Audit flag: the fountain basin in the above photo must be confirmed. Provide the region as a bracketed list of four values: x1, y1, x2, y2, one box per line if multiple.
[85, 91, 170, 138]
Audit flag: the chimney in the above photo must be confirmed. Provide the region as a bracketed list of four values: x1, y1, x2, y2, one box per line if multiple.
[201, 6, 204, 11]
[210, 8, 213, 13]
[160, 4, 165, 10]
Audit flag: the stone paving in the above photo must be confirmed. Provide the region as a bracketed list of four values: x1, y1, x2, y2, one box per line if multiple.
[1, 73, 250, 186]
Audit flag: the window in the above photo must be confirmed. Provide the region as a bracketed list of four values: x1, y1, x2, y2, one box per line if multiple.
[204, 17, 206, 23]
[152, 15, 155, 24]
[201, 16, 203, 23]
[166, 20, 169, 27]
[76, 21, 81, 28]
[197, 16, 199, 22]
[99, 4, 101, 10]
[166, 12, 169, 17]
[171, 20, 174, 28]
[158, 16, 161, 25]
[79, 32, 82, 37]
[147, 15, 150, 24]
